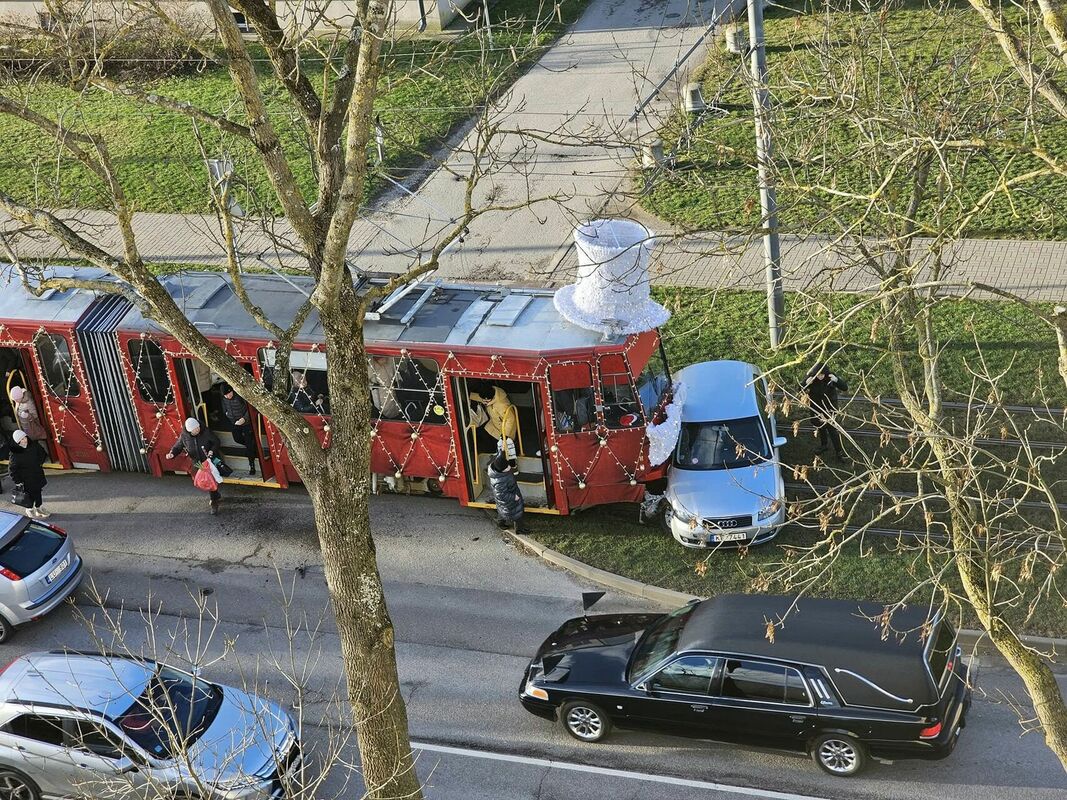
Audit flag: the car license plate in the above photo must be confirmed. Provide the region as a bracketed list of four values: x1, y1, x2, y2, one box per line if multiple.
[45, 556, 69, 585]
[708, 532, 747, 543]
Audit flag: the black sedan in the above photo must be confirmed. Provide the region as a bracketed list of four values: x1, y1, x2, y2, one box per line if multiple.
[520, 594, 973, 776]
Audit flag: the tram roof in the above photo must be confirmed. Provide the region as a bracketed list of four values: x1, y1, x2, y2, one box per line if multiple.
[116, 270, 628, 353]
[0, 266, 113, 325]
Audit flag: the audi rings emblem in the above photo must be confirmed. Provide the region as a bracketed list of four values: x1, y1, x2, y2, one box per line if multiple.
[718, 519, 739, 528]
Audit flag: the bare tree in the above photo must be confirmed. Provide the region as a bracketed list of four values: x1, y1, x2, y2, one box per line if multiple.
[0, 1, 561, 796]
[671, 2, 1067, 769]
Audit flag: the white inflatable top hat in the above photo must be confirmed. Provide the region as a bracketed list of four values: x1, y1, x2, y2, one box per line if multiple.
[553, 218, 670, 336]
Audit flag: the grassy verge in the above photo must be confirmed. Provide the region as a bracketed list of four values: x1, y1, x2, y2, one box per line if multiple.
[653, 286, 1067, 407]
[0, 0, 589, 214]
[641, 0, 1067, 238]
[527, 507, 1067, 637]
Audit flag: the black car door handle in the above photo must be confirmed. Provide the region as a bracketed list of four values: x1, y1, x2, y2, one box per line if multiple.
[790, 715, 808, 723]
[691, 704, 708, 712]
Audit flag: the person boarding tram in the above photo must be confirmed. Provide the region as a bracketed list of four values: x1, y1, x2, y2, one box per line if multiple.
[220, 383, 258, 476]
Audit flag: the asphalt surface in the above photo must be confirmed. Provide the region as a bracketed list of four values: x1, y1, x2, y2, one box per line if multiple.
[3, 470, 1066, 799]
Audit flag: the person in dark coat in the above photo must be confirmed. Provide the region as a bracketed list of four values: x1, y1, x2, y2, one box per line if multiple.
[8, 430, 49, 518]
[166, 417, 224, 514]
[487, 450, 526, 533]
[220, 384, 257, 476]
[802, 362, 848, 459]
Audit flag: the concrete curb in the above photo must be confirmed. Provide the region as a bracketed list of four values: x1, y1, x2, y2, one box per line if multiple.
[506, 532, 1067, 654]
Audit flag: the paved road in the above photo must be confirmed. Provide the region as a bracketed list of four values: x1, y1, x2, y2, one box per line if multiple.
[3, 471, 1065, 799]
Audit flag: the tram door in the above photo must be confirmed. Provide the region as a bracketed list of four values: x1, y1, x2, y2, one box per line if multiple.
[0, 347, 56, 463]
[173, 359, 275, 485]
[452, 376, 554, 511]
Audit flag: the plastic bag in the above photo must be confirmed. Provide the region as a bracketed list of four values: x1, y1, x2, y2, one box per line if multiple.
[193, 460, 220, 492]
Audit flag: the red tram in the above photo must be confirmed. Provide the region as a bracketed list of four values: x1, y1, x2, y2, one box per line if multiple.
[0, 223, 679, 514]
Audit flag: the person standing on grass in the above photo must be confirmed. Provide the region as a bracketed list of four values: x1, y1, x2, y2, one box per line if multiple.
[487, 450, 527, 535]
[802, 362, 848, 460]
[8, 430, 49, 518]
[166, 417, 224, 515]
[220, 383, 257, 476]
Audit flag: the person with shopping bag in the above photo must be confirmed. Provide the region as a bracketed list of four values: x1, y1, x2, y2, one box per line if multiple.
[166, 418, 224, 515]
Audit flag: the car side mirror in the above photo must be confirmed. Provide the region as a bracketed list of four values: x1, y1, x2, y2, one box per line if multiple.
[773, 436, 787, 449]
[635, 682, 650, 695]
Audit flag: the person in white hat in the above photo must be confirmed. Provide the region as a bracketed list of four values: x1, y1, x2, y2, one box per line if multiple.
[8, 429, 49, 518]
[165, 417, 224, 515]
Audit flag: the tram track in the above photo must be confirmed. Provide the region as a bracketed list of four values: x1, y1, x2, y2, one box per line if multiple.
[785, 481, 1067, 513]
[792, 424, 1066, 452]
[775, 391, 1067, 417]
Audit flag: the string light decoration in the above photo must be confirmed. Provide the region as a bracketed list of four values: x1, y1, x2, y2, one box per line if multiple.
[0, 266, 672, 514]
[0, 324, 104, 462]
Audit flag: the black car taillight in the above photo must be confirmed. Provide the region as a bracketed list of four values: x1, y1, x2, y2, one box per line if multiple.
[919, 721, 942, 739]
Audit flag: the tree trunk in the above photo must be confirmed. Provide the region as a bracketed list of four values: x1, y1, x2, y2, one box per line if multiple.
[309, 474, 422, 798]
[931, 439, 1067, 773]
[292, 289, 423, 800]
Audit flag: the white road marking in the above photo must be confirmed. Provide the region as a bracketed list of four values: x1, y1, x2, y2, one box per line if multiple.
[412, 741, 834, 800]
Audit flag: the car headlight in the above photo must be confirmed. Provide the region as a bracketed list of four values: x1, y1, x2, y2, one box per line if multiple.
[670, 502, 697, 526]
[757, 499, 782, 521]
[524, 680, 549, 701]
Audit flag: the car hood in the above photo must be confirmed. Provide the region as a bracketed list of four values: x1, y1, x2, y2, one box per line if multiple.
[667, 461, 781, 518]
[188, 686, 294, 785]
[532, 613, 662, 686]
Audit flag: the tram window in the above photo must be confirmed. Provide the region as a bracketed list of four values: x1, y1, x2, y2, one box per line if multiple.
[34, 333, 80, 397]
[127, 339, 171, 404]
[392, 357, 446, 424]
[259, 348, 330, 416]
[549, 364, 595, 434]
[599, 354, 643, 429]
[368, 356, 402, 421]
[636, 341, 671, 415]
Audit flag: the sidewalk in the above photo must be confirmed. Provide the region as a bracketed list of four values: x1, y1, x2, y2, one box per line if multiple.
[1, 0, 1064, 302]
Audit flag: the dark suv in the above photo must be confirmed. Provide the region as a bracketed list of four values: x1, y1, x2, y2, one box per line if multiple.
[519, 594, 973, 776]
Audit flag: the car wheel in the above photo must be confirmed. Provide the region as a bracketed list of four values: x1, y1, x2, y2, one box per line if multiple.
[659, 503, 674, 535]
[0, 614, 14, 644]
[0, 768, 40, 800]
[561, 700, 611, 743]
[811, 733, 867, 777]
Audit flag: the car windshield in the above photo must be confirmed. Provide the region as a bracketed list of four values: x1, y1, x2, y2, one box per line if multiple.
[115, 665, 222, 759]
[628, 604, 696, 679]
[675, 418, 769, 470]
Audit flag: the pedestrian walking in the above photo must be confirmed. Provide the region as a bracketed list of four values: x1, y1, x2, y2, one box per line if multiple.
[166, 417, 224, 515]
[487, 450, 526, 534]
[8, 387, 46, 442]
[220, 384, 257, 476]
[8, 430, 49, 518]
[801, 362, 848, 460]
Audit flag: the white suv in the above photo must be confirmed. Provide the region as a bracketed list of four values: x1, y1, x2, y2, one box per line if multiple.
[662, 360, 787, 548]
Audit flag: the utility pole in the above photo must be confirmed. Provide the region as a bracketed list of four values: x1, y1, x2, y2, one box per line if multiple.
[747, 0, 785, 348]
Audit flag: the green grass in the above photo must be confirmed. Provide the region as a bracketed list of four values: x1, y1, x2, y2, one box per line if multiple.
[0, 0, 589, 214]
[528, 507, 1067, 637]
[654, 286, 1067, 407]
[642, 0, 1067, 238]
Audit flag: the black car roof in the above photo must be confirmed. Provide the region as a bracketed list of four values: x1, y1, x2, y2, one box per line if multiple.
[677, 595, 943, 709]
